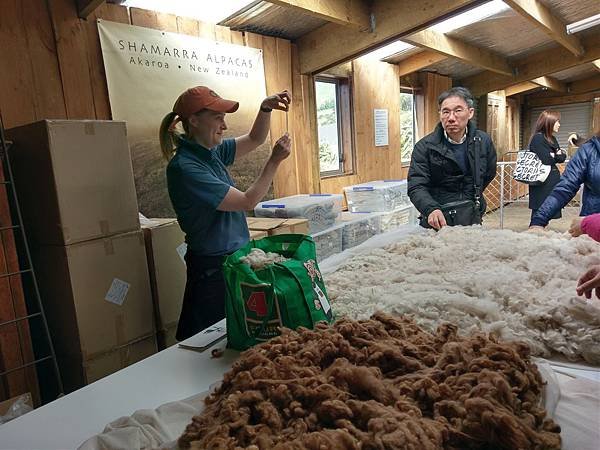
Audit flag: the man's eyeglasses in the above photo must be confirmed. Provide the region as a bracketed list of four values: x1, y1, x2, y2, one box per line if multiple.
[440, 108, 469, 117]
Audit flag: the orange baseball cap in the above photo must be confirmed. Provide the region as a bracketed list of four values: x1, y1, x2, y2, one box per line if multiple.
[173, 86, 239, 119]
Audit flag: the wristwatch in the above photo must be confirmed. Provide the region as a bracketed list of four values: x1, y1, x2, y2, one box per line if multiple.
[260, 106, 272, 113]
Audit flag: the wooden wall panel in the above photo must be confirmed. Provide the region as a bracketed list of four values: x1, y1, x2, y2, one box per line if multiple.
[291, 44, 319, 194]
[176, 16, 200, 37]
[129, 8, 177, 32]
[0, 0, 46, 128]
[506, 97, 520, 152]
[48, 0, 96, 120]
[262, 37, 297, 197]
[244, 32, 263, 50]
[351, 57, 402, 183]
[419, 72, 452, 135]
[86, 5, 129, 120]
[593, 97, 600, 135]
[23, 0, 67, 122]
[197, 21, 217, 40]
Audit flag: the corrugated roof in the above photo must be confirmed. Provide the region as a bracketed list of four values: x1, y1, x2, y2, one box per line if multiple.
[220, 0, 600, 81]
[550, 63, 599, 82]
[219, 1, 327, 40]
[446, 9, 554, 58]
[540, 0, 600, 24]
[423, 58, 483, 80]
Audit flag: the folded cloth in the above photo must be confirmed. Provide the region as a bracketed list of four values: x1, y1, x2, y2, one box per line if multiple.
[553, 376, 600, 450]
[77, 393, 206, 450]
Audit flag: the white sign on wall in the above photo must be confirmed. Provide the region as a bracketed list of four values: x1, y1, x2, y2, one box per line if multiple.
[374, 109, 389, 147]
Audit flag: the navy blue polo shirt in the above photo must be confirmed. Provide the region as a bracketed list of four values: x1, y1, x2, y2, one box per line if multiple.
[166, 137, 249, 256]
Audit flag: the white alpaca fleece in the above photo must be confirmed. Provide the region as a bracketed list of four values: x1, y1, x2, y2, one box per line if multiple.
[240, 248, 288, 270]
[325, 227, 600, 364]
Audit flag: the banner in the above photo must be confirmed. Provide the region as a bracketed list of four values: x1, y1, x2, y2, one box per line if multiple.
[98, 20, 269, 217]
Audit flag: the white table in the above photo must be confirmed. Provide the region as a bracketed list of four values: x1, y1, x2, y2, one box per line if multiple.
[0, 336, 236, 450]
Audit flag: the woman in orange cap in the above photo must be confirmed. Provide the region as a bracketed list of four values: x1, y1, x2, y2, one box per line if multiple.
[159, 86, 291, 340]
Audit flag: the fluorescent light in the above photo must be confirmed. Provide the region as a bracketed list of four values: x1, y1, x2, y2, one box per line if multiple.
[566, 13, 600, 35]
[364, 0, 509, 61]
[431, 0, 509, 34]
[363, 41, 415, 61]
[121, 0, 255, 24]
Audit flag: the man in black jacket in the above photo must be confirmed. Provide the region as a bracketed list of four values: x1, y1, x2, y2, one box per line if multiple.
[408, 87, 497, 229]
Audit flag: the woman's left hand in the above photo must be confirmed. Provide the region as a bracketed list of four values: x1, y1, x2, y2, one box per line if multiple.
[261, 90, 291, 112]
[569, 217, 583, 237]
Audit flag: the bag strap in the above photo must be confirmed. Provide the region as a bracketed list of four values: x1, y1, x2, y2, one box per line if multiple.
[276, 261, 323, 327]
[472, 134, 482, 210]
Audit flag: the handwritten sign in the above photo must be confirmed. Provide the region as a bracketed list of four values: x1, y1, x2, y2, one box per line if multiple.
[513, 151, 551, 184]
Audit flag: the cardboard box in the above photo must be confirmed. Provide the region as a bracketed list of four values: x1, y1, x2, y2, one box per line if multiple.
[249, 229, 268, 240]
[142, 219, 186, 350]
[246, 217, 309, 236]
[32, 230, 155, 390]
[6, 120, 140, 246]
[79, 335, 157, 386]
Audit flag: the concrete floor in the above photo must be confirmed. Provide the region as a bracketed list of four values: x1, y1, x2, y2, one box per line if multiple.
[483, 201, 580, 233]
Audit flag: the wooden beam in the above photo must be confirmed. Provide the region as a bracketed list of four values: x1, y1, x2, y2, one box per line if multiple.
[263, 0, 370, 30]
[505, 81, 539, 97]
[462, 31, 600, 95]
[527, 92, 597, 108]
[77, 0, 105, 18]
[393, 50, 447, 76]
[297, 0, 480, 74]
[403, 29, 513, 76]
[503, 0, 583, 56]
[593, 59, 600, 72]
[524, 74, 600, 106]
[531, 76, 567, 93]
[569, 74, 600, 94]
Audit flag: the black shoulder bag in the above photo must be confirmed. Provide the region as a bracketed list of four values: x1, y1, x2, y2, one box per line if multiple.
[439, 135, 483, 226]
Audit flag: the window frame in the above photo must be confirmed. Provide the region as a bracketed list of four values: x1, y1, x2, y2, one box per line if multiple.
[315, 75, 355, 178]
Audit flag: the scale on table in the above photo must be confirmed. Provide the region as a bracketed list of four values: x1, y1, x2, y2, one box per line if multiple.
[178, 319, 227, 352]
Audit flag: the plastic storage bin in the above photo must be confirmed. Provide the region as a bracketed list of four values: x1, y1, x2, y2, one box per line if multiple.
[340, 212, 381, 250]
[311, 223, 344, 262]
[255, 194, 343, 234]
[378, 204, 417, 233]
[343, 180, 408, 212]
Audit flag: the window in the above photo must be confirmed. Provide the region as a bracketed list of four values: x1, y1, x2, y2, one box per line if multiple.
[315, 77, 354, 177]
[400, 88, 416, 164]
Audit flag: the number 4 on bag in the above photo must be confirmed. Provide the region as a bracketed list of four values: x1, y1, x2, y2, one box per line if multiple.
[246, 292, 268, 317]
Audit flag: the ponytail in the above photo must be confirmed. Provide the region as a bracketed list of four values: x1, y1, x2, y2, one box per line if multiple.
[159, 112, 179, 161]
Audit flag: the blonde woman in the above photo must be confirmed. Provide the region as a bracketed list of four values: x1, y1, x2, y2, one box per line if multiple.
[159, 86, 291, 340]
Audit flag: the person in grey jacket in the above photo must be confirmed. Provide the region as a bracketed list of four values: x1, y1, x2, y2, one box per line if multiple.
[408, 87, 497, 229]
[530, 132, 600, 229]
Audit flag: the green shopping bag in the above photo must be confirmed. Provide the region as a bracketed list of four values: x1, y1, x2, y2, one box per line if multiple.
[223, 234, 334, 350]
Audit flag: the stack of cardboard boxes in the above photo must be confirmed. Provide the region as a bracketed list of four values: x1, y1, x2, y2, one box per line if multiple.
[7, 120, 156, 393]
[141, 218, 186, 349]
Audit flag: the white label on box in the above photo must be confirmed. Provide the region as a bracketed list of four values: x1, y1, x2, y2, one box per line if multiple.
[105, 278, 130, 306]
[176, 243, 187, 264]
[314, 284, 331, 315]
